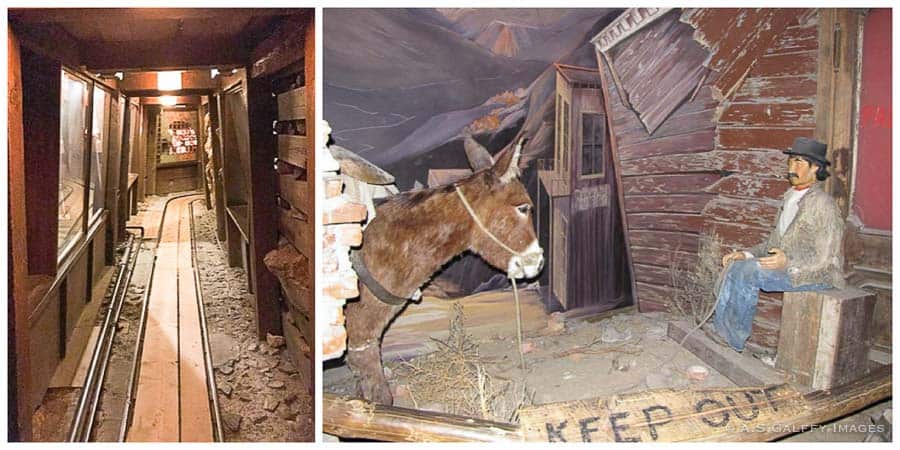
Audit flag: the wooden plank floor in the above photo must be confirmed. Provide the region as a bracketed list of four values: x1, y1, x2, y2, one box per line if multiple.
[127, 195, 213, 442]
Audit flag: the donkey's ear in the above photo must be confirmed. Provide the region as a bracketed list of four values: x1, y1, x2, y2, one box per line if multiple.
[464, 135, 493, 171]
[492, 137, 526, 183]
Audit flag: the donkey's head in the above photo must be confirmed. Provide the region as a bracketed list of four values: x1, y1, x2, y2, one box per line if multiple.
[456, 135, 543, 279]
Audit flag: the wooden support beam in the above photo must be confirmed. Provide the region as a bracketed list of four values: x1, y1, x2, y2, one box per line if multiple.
[8, 28, 33, 442]
[209, 95, 227, 242]
[140, 96, 202, 106]
[79, 37, 248, 72]
[9, 8, 299, 24]
[21, 43, 61, 276]
[246, 75, 282, 338]
[250, 11, 310, 79]
[8, 21, 80, 68]
[105, 95, 125, 262]
[119, 71, 217, 95]
[323, 394, 522, 442]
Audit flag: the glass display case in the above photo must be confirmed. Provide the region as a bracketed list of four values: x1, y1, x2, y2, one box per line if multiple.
[58, 70, 89, 258]
[89, 86, 111, 222]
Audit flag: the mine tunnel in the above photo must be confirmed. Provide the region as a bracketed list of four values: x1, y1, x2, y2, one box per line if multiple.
[8, 8, 315, 442]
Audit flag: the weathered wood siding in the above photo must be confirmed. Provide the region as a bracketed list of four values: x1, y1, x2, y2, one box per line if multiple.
[705, 10, 819, 349]
[599, 59, 720, 313]
[600, 8, 819, 350]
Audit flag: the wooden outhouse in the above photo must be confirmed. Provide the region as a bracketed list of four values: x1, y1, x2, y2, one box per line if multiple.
[537, 64, 631, 314]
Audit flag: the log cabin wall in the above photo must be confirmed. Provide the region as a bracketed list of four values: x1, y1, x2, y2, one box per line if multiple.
[597, 8, 823, 350]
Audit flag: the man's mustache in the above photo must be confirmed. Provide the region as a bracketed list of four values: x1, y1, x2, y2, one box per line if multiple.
[787, 172, 798, 179]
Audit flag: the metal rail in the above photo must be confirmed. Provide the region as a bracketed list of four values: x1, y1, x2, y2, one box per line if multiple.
[67, 226, 142, 441]
[188, 198, 225, 441]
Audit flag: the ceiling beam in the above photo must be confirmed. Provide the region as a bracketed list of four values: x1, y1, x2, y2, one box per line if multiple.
[118, 70, 218, 94]
[79, 36, 248, 72]
[140, 95, 202, 106]
[250, 11, 311, 79]
[8, 21, 81, 67]
[8, 8, 298, 24]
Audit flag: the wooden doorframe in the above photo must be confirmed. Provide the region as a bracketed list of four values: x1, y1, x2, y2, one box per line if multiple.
[815, 9, 864, 218]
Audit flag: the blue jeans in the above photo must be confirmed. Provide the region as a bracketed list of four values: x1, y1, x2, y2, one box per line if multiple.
[712, 259, 830, 352]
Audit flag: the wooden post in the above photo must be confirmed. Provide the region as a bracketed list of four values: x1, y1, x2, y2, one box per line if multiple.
[197, 103, 212, 209]
[303, 9, 317, 399]
[246, 75, 282, 338]
[8, 28, 32, 442]
[21, 41, 61, 276]
[145, 106, 159, 195]
[105, 94, 124, 263]
[209, 95, 227, 242]
[135, 103, 148, 202]
[117, 96, 133, 242]
[816, 9, 863, 217]
[324, 394, 522, 442]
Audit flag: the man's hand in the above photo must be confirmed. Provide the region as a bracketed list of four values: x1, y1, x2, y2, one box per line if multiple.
[722, 251, 746, 267]
[758, 248, 787, 270]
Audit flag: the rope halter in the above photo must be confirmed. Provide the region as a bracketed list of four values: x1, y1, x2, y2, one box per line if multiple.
[454, 184, 524, 257]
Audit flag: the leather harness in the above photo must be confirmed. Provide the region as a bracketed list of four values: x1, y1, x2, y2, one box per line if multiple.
[350, 249, 412, 305]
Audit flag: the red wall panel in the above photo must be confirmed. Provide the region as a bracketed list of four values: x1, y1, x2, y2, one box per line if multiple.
[854, 8, 892, 230]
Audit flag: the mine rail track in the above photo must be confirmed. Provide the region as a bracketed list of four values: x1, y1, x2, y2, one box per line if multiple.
[67, 226, 141, 441]
[66, 193, 222, 442]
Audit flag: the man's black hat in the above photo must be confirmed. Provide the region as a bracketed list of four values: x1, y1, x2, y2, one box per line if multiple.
[783, 137, 830, 166]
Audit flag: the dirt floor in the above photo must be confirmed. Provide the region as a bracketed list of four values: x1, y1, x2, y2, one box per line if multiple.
[192, 200, 313, 442]
[324, 288, 892, 442]
[326, 292, 735, 418]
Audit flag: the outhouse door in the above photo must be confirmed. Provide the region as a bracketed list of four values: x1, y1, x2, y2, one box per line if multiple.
[564, 86, 630, 311]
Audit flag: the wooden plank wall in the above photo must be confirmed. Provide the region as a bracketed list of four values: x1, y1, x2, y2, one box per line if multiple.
[599, 58, 720, 313]
[256, 11, 315, 389]
[703, 9, 819, 349]
[600, 8, 819, 350]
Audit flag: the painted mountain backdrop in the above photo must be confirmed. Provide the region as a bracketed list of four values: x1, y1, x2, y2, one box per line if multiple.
[324, 8, 620, 189]
[324, 8, 621, 294]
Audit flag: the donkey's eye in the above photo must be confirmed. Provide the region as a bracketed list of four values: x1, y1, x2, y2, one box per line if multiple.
[516, 204, 531, 216]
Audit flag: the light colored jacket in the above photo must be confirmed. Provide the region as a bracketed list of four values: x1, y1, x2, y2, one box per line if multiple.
[749, 184, 846, 289]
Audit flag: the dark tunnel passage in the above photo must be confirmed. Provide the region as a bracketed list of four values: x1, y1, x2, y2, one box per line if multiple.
[8, 8, 315, 442]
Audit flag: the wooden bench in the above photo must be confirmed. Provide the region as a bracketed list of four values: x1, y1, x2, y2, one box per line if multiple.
[776, 287, 875, 390]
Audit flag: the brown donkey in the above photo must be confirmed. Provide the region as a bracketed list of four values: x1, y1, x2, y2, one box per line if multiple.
[345, 136, 544, 404]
